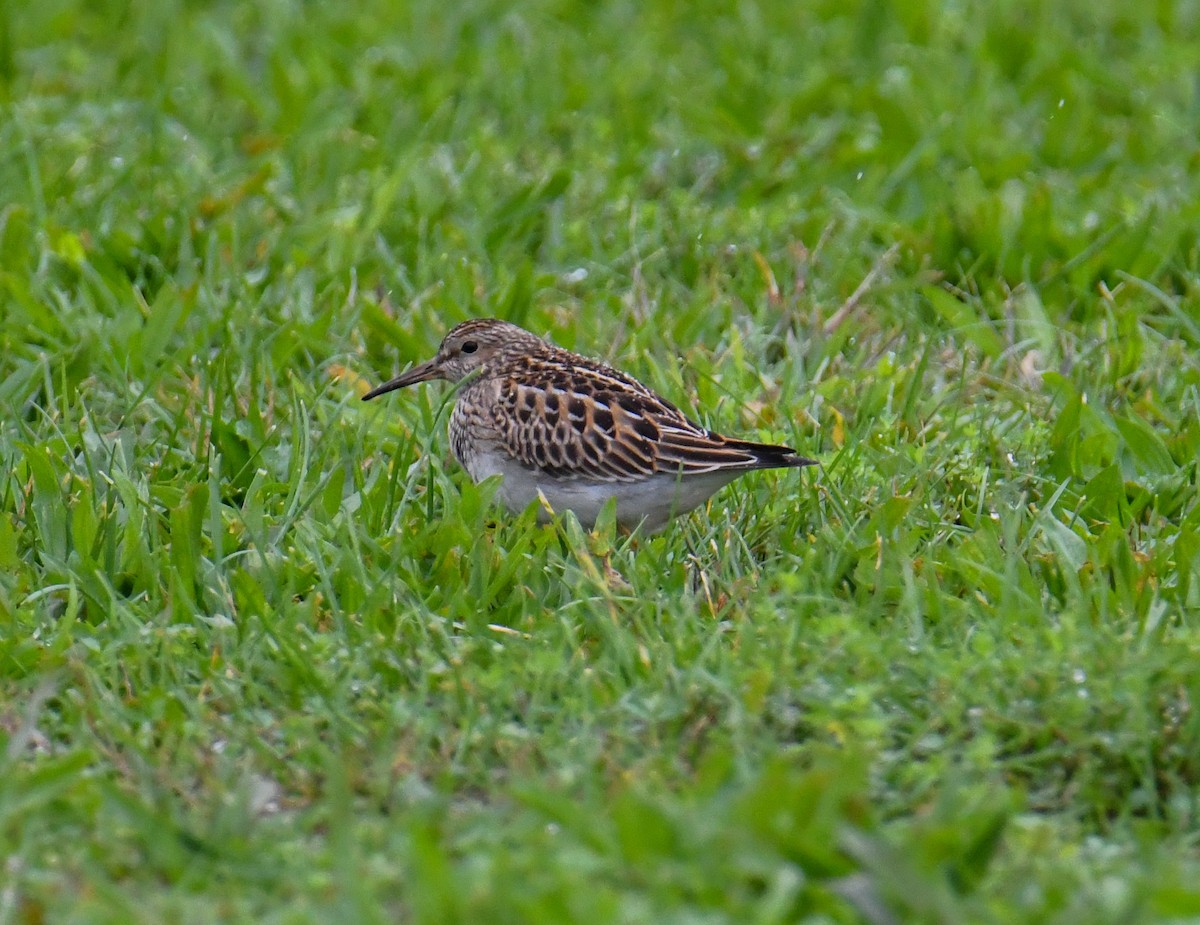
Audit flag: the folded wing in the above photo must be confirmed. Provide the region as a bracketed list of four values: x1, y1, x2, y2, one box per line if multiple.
[491, 356, 813, 482]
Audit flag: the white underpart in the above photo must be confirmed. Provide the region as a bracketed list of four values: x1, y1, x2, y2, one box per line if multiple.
[464, 450, 744, 531]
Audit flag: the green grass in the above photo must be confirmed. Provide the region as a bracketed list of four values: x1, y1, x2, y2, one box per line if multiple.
[2, 0, 1200, 921]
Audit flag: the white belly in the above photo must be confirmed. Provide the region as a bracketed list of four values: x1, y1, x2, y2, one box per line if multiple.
[464, 451, 740, 531]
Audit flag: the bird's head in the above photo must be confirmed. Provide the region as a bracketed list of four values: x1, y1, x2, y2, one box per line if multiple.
[362, 318, 543, 398]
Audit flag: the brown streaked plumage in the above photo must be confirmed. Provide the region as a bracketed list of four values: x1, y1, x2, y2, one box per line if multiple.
[362, 319, 815, 530]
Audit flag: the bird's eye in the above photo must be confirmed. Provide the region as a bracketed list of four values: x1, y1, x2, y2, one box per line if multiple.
[461, 341, 479, 354]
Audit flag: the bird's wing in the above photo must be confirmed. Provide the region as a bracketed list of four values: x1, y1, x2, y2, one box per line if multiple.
[490, 356, 801, 482]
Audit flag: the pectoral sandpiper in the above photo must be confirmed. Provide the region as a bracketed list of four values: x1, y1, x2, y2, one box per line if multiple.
[362, 319, 815, 530]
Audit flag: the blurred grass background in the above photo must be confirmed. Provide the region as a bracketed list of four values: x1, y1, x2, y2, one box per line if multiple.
[2, 0, 1199, 922]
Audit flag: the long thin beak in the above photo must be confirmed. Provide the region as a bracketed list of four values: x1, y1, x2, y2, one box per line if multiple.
[361, 358, 442, 400]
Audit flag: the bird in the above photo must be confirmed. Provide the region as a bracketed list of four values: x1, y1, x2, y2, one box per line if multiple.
[362, 318, 815, 531]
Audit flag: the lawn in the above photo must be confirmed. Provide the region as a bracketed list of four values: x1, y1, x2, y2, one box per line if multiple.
[2, 0, 1199, 921]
